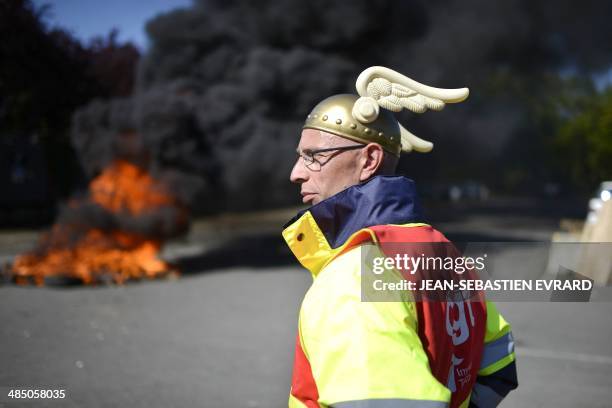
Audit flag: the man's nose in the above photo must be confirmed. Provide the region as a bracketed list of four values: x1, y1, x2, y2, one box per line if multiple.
[289, 158, 308, 184]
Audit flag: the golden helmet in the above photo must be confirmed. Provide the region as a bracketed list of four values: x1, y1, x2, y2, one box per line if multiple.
[302, 66, 470, 156]
[303, 94, 402, 156]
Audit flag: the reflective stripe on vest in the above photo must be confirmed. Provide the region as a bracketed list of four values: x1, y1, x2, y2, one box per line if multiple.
[479, 332, 515, 375]
[331, 398, 449, 407]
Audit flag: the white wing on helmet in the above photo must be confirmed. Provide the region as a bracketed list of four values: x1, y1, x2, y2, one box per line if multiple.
[352, 66, 469, 153]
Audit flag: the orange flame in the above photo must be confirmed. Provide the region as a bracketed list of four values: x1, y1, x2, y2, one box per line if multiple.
[90, 160, 175, 214]
[11, 160, 184, 285]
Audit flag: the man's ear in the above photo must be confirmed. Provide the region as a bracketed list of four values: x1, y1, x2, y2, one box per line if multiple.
[359, 143, 385, 181]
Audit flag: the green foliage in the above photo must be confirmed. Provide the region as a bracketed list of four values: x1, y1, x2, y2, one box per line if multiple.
[0, 0, 139, 199]
[554, 86, 612, 188]
[487, 72, 611, 194]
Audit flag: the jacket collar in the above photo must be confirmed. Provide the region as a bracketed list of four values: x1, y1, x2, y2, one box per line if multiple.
[282, 176, 424, 276]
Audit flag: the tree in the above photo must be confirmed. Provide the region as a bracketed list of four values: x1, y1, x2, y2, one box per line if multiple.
[0, 0, 140, 204]
[554, 86, 612, 189]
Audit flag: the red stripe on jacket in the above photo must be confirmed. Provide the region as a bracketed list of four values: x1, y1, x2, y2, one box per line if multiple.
[290, 334, 320, 407]
[370, 225, 486, 408]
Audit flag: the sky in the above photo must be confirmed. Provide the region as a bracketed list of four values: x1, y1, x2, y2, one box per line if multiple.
[32, 0, 193, 50]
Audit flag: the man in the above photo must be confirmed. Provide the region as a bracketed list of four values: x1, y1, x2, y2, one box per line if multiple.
[282, 67, 518, 408]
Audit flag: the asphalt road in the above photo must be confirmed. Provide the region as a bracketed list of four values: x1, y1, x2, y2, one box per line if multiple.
[1, 207, 611, 407]
[1, 268, 306, 408]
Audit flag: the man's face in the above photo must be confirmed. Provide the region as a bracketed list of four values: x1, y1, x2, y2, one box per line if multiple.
[290, 129, 363, 205]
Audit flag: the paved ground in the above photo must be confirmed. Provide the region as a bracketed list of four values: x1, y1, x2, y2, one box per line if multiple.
[0, 268, 305, 407]
[1, 203, 611, 407]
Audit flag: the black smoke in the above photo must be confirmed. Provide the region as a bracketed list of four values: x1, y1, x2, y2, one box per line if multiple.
[71, 0, 612, 214]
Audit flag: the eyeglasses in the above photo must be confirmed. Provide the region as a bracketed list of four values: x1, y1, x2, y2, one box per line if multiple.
[295, 144, 365, 171]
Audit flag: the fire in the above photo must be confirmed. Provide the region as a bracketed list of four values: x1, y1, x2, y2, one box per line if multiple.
[11, 160, 184, 285]
[90, 160, 175, 215]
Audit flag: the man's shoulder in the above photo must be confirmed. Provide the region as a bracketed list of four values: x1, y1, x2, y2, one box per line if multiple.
[300, 242, 414, 337]
[369, 223, 450, 243]
[302, 243, 376, 305]
[312, 243, 368, 291]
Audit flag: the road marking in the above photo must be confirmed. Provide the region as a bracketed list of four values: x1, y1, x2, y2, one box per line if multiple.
[516, 347, 612, 365]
